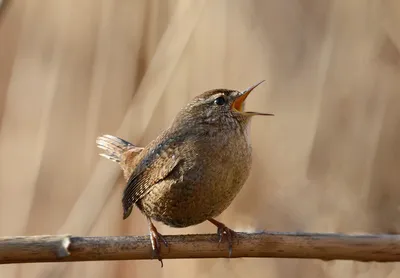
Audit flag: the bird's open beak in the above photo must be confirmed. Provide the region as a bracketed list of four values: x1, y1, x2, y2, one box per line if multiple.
[231, 80, 274, 116]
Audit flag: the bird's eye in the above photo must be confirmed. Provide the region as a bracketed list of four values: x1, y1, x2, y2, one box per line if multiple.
[214, 96, 226, 106]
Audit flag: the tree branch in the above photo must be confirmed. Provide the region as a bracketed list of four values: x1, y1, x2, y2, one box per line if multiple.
[1, 232, 400, 264]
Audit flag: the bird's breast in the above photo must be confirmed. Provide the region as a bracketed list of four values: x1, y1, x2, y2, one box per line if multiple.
[139, 129, 253, 227]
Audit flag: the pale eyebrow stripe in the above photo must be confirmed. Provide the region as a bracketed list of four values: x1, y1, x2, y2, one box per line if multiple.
[196, 93, 225, 104]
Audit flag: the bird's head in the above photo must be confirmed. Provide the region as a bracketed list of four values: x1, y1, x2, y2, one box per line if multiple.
[176, 80, 274, 129]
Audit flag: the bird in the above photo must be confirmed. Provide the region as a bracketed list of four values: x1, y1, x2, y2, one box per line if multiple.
[96, 80, 273, 266]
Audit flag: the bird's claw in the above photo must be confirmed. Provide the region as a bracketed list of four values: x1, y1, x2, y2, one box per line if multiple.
[148, 221, 168, 267]
[216, 224, 237, 257]
[208, 218, 238, 257]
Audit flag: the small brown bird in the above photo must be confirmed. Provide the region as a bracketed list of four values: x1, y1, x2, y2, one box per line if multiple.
[96, 81, 273, 266]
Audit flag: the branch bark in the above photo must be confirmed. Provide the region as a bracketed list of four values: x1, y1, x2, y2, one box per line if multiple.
[1, 232, 400, 264]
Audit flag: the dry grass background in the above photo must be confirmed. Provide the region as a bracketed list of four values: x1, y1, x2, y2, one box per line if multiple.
[1, 0, 400, 277]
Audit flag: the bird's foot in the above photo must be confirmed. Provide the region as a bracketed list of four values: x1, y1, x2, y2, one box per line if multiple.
[208, 218, 237, 257]
[147, 218, 168, 267]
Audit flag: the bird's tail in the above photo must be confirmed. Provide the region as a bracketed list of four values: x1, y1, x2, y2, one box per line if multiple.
[96, 134, 142, 163]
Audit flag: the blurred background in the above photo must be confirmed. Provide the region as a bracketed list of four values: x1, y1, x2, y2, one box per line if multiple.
[1, 0, 400, 277]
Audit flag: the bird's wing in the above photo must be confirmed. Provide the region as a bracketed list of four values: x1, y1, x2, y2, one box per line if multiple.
[121, 137, 183, 219]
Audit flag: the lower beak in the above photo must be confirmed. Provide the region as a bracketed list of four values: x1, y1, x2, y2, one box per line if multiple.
[232, 80, 274, 116]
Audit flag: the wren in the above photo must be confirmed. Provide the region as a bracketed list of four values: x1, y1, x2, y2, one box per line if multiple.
[96, 80, 273, 266]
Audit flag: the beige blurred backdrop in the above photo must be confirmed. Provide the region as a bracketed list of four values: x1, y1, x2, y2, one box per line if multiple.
[1, 0, 400, 277]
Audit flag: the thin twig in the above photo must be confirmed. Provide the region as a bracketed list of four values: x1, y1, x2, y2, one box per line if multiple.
[1, 232, 400, 264]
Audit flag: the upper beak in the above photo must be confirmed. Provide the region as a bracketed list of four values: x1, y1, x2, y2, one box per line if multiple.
[232, 80, 274, 116]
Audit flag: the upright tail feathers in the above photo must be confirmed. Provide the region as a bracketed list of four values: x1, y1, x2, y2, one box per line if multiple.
[96, 134, 142, 163]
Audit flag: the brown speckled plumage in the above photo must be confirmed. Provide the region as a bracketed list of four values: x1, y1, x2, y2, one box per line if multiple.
[96, 81, 273, 266]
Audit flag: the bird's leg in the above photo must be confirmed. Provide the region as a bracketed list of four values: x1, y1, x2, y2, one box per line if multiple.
[147, 217, 168, 267]
[208, 218, 237, 257]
